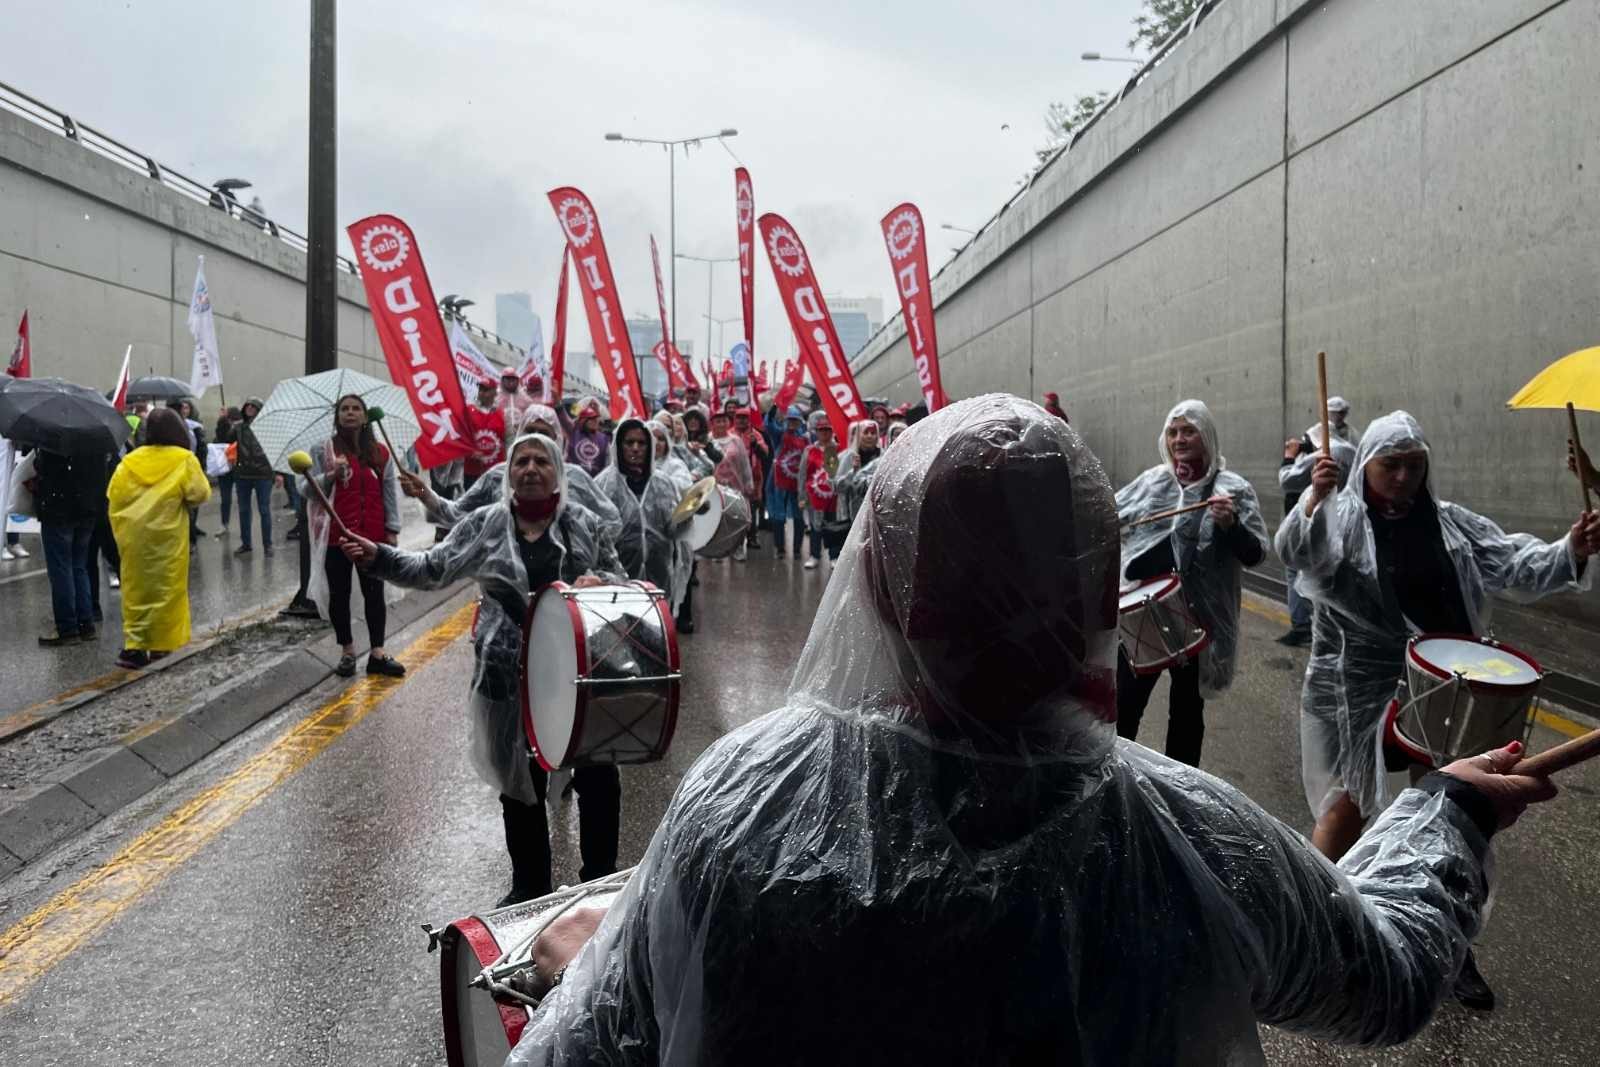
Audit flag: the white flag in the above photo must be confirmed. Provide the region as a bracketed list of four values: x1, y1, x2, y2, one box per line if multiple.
[448, 318, 499, 394]
[0, 436, 14, 536]
[518, 315, 546, 387]
[187, 256, 223, 397]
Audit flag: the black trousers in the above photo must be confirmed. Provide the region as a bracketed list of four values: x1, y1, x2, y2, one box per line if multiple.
[677, 562, 696, 624]
[500, 763, 621, 898]
[1116, 652, 1206, 767]
[324, 545, 386, 648]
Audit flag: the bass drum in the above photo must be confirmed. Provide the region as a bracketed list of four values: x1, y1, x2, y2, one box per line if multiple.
[430, 869, 634, 1067]
[696, 486, 752, 559]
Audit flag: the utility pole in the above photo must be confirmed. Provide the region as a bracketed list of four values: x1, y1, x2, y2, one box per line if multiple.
[305, 0, 338, 374]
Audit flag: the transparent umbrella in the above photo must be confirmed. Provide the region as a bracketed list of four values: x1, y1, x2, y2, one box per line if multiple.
[249, 368, 419, 471]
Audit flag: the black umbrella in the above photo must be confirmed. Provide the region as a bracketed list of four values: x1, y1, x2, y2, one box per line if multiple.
[126, 375, 192, 401]
[0, 377, 131, 455]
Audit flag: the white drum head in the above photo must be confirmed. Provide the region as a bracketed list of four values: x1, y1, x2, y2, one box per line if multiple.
[527, 590, 580, 766]
[1118, 576, 1176, 613]
[684, 486, 723, 553]
[1412, 637, 1539, 686]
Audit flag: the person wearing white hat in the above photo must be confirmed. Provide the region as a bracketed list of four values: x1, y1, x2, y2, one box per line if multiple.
[1277, 397, 1359, 645]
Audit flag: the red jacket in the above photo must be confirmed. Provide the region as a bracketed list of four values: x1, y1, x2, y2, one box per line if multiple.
[328, 440, 393, 541]
[465, 405, 506, 479]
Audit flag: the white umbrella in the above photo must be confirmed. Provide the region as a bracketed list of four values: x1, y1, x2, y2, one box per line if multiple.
[250, 368, 420, 471]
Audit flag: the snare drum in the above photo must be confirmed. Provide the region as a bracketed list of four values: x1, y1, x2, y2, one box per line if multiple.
[697, 486, 752, 559]
[1384, 633, 1543, 768]
[1116, 574, 1210, 675]
[520, 582, 680, 772]
[429, 869, 634, 1067]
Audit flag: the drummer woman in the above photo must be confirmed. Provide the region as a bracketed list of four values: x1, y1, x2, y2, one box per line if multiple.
[341, 433, 626, 906]
[1276, 410, 1597, 1009]
[1116, 400, 1268, 767]
[595, 418, 692, 630]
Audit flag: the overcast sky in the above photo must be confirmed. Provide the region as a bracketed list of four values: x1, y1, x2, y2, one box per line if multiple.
[15, 0, 1146, 378]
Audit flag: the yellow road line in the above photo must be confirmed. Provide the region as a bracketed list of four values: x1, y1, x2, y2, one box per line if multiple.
[1242, 592, 1593, 739]
[0, 603, 473, 1009]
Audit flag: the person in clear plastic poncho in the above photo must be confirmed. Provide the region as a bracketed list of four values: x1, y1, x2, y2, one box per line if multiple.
[1276, 400, 1360, 646]
[397, 405, 620, 530]
[1115, 400, 1269, 766]
[342, 433, 625, 904]
[595, 418, 689, 615]
[1275, 411, 1597, 855]
[506, 394, 1561, 1066]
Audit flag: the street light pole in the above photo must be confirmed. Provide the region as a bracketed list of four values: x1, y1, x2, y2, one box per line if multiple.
[676, 254, 736, 366]
[305, 0, 337, 375]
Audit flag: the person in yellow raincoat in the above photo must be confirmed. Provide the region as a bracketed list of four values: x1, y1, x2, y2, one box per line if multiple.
[108, 407, 212, 669]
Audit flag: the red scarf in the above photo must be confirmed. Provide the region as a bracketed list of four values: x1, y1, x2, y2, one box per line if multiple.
[513, 494, 560, 523]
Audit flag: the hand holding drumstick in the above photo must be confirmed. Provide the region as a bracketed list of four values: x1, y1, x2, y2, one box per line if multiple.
[1302, 456, 1342, 516]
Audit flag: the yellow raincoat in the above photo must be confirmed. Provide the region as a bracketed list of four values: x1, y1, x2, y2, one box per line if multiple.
[108, 446, 211, 651]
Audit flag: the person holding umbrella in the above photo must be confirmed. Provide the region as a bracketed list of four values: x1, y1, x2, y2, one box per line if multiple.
[107, 407, 211, 669]
[216, 396, 275, 555]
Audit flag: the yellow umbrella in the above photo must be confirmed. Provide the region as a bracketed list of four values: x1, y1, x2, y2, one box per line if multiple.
[1507, 346, 1598, 512]
[1506, 345, 1600, 412]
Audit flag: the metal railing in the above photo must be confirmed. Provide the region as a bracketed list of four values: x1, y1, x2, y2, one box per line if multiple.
[0, 76, 602, 393]
[851, 0, 1228, 370]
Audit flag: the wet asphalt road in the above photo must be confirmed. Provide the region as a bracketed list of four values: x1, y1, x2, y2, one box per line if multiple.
[1, 555, 1598, 1065]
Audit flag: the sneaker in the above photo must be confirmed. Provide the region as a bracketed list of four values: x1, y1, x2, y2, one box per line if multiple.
[192, 527, 208, 538]
[774, 548, 786, 560]
[366, 654, 406, 677]
[216, 525, 230, 539]
[0, 548, 13, 561]
[803, 558, 818, 570]
[334, 653, 357, 678]
[286, 527, 302, 541]
[676, 616, 696, 635]
[39, 630, 78, 647]
[116, 649, 151, 669]
[1274, 628, 1311, 647]
[1453, 950, 1495, 1012]
[10, 544, 27, 558]
[280, 598, 321, 619]
[78, 624, 97, 641]
[263, 543, 275, 557]
[234, 544, 253, 555]
[108, 574, 121, 589]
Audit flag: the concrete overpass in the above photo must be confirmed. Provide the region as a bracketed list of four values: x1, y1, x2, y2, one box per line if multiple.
[0, 81, 598, 417]
[853, 0, 1600, 645]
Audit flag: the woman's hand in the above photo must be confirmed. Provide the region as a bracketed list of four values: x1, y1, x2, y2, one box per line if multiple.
[339, 534, 379, 566]
[332, 455, 352, 482]
[384, 531, 399, 547]
[1283, 437, 1302, 462]
[1208, 495, 1237, 530]
[1440, 741, 1558, 830]
[573, 574, 605, 589]
[531, 906, 608, 989]
[1569, 440, 1598, 486]
[1569, 510, 1600, 561]
[397, 467, 434, 504]
[1302, 456, 1342, 515]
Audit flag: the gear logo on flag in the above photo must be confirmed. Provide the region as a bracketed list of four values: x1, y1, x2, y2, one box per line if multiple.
[885, 209, 920, 261]
[7, 338, 22, 375]
[359, 223, 410, 272]
[736, 178, 754, 230]
[767, 226, 807, 278]
[557, 197, 596, 248]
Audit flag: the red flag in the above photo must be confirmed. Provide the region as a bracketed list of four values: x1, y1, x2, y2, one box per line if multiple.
[735, 168, 755, 359]
[547, 187, 645, 420]
[549, 247, 570, 403]
[346, 214, 473, 468]
[881, 204, 947, 412]
[774, 357, 805, 415]
[757, 213, 866, 440]
[7, 310, 29, 379]
[648, 236, 680, 393]
[111, 344, 131, 413]
[652, 340, 695, 395]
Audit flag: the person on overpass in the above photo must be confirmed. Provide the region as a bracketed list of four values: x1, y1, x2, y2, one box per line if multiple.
[1275, 409, 1597, 1009]
[1276, 397, 1359, 646]
[507, 394, 1558, 1065]
[1115, 400, 1269, 766]
[341, 433, 623, 905]
[1042, 390, 1067, 422]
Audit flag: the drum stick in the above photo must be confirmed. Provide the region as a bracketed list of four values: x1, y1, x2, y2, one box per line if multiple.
[1124, 496, 1230, 528]
[1317, 350, 1331, 459]
[1567, 402, 1593, 514]
[1511, 726, 1600, 778]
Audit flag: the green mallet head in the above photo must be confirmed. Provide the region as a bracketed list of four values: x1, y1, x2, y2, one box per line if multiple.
[365, 406, 385, 423]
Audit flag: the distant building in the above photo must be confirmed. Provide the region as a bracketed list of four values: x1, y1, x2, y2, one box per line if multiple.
[827, 295, 884, 359]
[626, 318, 670, 399]
[494, 292, 539, 350]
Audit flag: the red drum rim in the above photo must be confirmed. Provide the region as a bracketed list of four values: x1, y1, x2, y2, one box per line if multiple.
[440, 916, 527, 1067]
[1116, 572, 1182, 612]
[1383, 696, 1437, 768]
[520, 581, 683, 773]
[1405, 632, 1544, 695]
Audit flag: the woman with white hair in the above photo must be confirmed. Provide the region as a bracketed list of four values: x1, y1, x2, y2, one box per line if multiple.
[342, 433, 625, 905]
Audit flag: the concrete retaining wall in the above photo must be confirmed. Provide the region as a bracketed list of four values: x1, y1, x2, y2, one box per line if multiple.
[0, 105, 528, 420]
[853, 0, 1600, 630]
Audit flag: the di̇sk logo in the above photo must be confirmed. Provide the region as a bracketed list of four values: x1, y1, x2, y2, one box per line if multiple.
[574, 436, 603, 466]
[808, 465, 835, 505]
[779, 446, 804, 479]
[360, 223, 410, 273]
[885, 210, 920, 262]
[192, 281, 212, 314]
[473, 428, 502, 460]
[767, 226, 806, 278]
[557, 197, 596, 248]
[736, 180, 753, 230]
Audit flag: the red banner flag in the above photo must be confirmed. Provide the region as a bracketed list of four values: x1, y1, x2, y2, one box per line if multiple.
[648, 235, 680, 393]
[735, 168, 756, 358]
[548, 247, 570, 403]
[346, 214, 473, 468]
[757, 213, 866, 440]
[547, 187, 645, 420]
[111, 344, 131, 413]
[7, 310, 29, 378]
[881, 204, 947, 412]
[774, 356, 805, 415]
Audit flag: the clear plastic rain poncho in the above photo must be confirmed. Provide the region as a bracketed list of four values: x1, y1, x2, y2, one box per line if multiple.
[1279, 433, 1358, 499]
[648, 420, 695, 495]
[594, 418, 688, 611]
[831, 418, 881, 522]
[365, 434, 622, 802]
[1275, 410, 1589, 818]
[510, 395, 1502, 1065]
[1115, 400, 1269, 696]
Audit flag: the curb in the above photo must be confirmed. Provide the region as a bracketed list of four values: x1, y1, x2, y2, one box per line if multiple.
[0, 582, 470, 879]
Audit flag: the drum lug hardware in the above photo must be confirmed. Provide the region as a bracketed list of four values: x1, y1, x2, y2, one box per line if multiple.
[420, 922, 441, 953]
